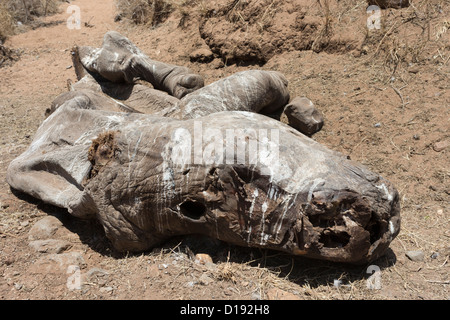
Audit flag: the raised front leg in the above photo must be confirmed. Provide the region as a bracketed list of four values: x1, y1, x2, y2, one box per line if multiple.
[77, 31, 204, 99]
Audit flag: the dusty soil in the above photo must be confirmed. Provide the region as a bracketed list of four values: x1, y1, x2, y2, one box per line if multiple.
[0, 0, 448, 300]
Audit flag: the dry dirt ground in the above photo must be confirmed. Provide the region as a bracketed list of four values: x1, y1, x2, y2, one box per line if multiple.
[0, 0, 448, 300]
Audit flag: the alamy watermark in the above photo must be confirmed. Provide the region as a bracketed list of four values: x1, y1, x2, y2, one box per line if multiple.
[367, 2, 408, 30]
[367, 5, 381, 30]
[333, 265, 382, 290]
[66, 5, 81, 30]
[366, 265, 382, 290]
[66, 265, 82, 291]
[169, 121, 280, 176]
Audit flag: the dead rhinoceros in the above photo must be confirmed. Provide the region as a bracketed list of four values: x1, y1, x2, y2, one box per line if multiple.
[6, 32, 400, 264]
[7, 95, 400, 264]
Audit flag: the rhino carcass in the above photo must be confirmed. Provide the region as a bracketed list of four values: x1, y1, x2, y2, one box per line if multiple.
[6, 32, 400, 264]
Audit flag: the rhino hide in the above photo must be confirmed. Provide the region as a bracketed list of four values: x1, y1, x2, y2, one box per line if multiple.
[6, 32, 400, 264]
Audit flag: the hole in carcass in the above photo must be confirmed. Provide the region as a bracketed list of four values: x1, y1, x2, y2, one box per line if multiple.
[179, 200, 207, 220]
[319, 230, 350, 248]
[367, 220, 381, 244]
[232, 166, 261, 184]
[208, 167, 216, 176]
[86, 131, 119, 181]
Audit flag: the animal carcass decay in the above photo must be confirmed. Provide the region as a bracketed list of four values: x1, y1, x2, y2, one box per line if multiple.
[6, 32, 400, 264]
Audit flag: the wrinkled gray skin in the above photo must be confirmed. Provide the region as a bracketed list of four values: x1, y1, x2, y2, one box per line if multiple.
[6, 32, 400, 264]
[163, 69, 290, 119]
[281, 97, 324, 136]
[78, 31, 204, 99]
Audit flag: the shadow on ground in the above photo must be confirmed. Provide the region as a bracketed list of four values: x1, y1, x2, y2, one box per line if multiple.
[11, 186, 397, 290]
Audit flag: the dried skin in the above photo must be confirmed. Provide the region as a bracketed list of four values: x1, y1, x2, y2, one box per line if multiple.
[86, 131, 119, 181]
[77, 31, 204, 99]
[6, 32, 400, 264]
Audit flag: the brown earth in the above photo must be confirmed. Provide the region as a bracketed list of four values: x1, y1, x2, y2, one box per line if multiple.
[0, 0, 448, 300]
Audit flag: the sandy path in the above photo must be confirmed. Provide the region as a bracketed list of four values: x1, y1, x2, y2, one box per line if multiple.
[0, 0, 118, 99]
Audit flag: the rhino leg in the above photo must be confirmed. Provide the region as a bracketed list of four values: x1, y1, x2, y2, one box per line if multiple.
[164, 70, 290, 119]
[68, 74, 179, 115]
[77, 31, 204, 99]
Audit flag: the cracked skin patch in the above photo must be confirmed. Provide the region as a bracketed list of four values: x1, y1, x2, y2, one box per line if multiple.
[86, 130, 120, 182]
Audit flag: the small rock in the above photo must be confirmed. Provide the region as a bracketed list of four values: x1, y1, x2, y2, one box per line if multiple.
[251, 292, 262, 300]
[0, 201, 10, 209]
[433, 140, 449, 152]
[198, 273, 213, 285]
[20, 220, 29, 227]
[408, 66, 420, 74]
[406, 250, 425, 262]
[3, 256, 14, 266]
[361, 46, 369, 55]
[333, 279, 343, 288]
[430, 252, 439, 259]
[194, 253, 214, 266]
[14, 283, 23, 290]
[87, 268, 109, 286]
[281, 97, 324, 136]
[210, 58, 224, 69]
[374, 122, 382, 128]
[266, 288, 300, 300]
[99, 286, 113, 293]
[29, 239, 72, 254]
[28, 216, 63, 241]
[29, 251, 86, 274]
[87, 268, 109, 278]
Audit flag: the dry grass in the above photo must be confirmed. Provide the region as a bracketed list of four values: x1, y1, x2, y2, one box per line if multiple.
[116, 0, 176, 26]
[0, 0, 62, 42]
[0, 0, 447, 300]
[0, 2, 15, 42]
[108, 236, 408, 300]
[362, 0, 449, 79]
[311, 0, 333, 52]
[223, 0, 279, 32]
